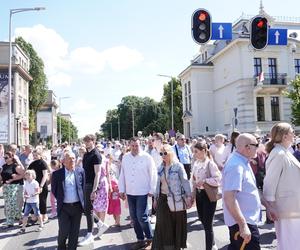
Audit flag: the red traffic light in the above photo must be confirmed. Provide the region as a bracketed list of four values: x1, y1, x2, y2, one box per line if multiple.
[199, 12, 207, 21]
[257, 20, 265, 29]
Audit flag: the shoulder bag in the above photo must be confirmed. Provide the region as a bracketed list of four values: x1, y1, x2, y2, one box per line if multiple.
[203, 161, 222, 202]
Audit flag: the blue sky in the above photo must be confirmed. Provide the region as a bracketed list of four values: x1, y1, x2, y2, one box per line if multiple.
[1, 0, 299, 137]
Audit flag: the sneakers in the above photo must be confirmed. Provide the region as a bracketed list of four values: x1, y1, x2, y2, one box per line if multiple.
[36, 226, 43, 232]
[97, 223, 109, 237]
[212, 244, 218, 250]
[78, 234, 94, 246]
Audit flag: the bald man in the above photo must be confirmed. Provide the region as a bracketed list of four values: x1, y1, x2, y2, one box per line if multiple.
[222, 133, 261, 250]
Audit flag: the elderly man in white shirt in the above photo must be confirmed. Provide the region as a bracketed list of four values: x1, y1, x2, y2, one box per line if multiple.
[119, 137, 157, 250]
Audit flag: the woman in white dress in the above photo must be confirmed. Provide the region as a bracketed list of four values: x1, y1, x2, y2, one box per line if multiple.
[263, 122, 300, 250]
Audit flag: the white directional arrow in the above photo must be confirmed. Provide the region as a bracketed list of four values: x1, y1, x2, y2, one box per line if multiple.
[275, 30, 280, 44]
[218, 25, 224, 39]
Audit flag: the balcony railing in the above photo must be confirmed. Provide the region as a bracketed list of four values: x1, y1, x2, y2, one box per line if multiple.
[254, 73, 287, 86]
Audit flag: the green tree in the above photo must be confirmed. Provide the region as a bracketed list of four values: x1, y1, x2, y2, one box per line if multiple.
[15, 37, 48, 145]
[161, 78, 183, 133]
[285, 75, 300, 125]
[57, 114, 78, 143]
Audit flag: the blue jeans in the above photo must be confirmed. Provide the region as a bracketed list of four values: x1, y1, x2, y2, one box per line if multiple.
[127, 194, 152, 241]
[24, 202, 40, 217]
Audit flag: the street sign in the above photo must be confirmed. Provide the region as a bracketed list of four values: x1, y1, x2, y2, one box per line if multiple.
[211, 23, 232, 40]
[268, 28, 287, 45]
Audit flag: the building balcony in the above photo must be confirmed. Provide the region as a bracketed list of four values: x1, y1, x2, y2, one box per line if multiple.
[253, 73, 288, 94]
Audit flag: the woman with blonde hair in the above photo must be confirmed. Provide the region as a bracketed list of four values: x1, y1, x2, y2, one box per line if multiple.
[263, 122, 300, 249]
[152, 144, 192, 250]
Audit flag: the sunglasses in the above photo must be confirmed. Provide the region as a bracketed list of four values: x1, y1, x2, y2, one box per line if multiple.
[247, 143, 259, 148]
[159, 152, 168, 156]
[4, 156, 9, 160]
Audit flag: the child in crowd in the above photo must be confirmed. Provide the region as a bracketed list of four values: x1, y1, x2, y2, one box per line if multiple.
[19, 170, 43, 233]
[49, 160, 60, 218]
[107, 178, 121, 226]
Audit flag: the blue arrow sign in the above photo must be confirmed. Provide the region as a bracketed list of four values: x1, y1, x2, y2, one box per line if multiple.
[268, 28, 287, 45]
[211, 23, 232, 40]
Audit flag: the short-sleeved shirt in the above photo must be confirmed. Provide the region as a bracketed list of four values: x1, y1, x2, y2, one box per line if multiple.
[83, 148, 102, 184]
[222, 152, 261, 226]
[28, 159, 48, 186]
[24, 179, 39, 203]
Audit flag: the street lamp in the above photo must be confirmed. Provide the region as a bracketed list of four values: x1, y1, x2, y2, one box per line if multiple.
[58, 96, 70, 144]
[157, 74, 175, 131]
[8, 7, 45, 144]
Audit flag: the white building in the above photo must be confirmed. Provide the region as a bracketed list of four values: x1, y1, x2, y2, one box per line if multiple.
[179, 7, 300, 137]
[0, 42, 32, 145]
[36, 90, 58, 145]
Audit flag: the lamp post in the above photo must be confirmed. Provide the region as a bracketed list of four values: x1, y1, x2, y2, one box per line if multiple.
[15, 116, 20, 146]
[58, 96, 70, 144]
[118, 116, 120, 141]
[157, 74, 174, 131]
[110, 122, 113, 140]
[8, 7, 45, 144]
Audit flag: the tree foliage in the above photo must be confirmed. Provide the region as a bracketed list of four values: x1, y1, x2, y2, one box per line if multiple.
[15, 37, 48, 144]
[57, 115, 78, 143]
[285, 75, 300, 125]
[100, 78, 183, 139]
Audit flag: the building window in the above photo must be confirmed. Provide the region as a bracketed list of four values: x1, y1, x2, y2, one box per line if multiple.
[271, 96, 280, 121]
[18, 96, 22, 115]
[268, 58, 277, 83]
[256, 97, 265, 121]
[187, 122, 190, 138]
[188, 81, 192, 111]
[23, 99, 27, 116]
[295, 59, 300, 74]
[254, 58, 262, 76]
[184, 83, 188, 111]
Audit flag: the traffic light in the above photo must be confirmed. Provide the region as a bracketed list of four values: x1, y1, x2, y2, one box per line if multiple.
[191, 8, 211, 45]
[250, 16, 268, 50]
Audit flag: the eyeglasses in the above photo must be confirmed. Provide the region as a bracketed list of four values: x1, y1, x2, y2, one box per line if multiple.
[159, 152, 168, 156]
[247, 143, 259, 148]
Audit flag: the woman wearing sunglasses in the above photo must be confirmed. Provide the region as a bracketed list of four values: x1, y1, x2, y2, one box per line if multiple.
[191, 142, 221, 250]
[0, 151, 25, 227]
[152, 144, 192, 250]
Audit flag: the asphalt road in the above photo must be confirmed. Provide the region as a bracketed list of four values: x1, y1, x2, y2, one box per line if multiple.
[0, 188, 277, 250]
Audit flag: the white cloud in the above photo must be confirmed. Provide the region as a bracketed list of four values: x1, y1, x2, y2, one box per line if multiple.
[14, 25, 144, 78]
[48, 72, 72, 87]
[73, 99, 96, 112]
[69, 47, 106, 74]
[15, 24, 69, 74]
[102, 46, 144, 71]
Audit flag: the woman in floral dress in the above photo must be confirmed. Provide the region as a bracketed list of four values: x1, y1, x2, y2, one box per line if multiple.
[93, 154, 111, 237]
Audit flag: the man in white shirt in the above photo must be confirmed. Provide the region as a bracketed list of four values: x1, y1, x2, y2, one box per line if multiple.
[119, 137, 157, 250]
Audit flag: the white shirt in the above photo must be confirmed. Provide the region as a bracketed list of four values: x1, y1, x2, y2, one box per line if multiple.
[150, 149, 163, 168]
[119, 151, 157, 195]
[24, 179, 39, 203]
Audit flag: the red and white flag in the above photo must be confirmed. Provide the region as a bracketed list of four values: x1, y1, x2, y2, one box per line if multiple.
[258, 71, 264, 82]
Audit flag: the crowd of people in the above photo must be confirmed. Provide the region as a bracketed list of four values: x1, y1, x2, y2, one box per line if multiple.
[0, 121, 300, 250]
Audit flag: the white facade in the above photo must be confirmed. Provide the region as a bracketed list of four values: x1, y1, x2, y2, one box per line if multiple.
[0, 42, 31, 145]
[36, 90, 58, 144]
[179, 12, 300, 137]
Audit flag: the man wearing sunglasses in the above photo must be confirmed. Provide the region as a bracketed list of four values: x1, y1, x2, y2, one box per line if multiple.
[222, 133, 262, 250]
[172, 134, 192, 180]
